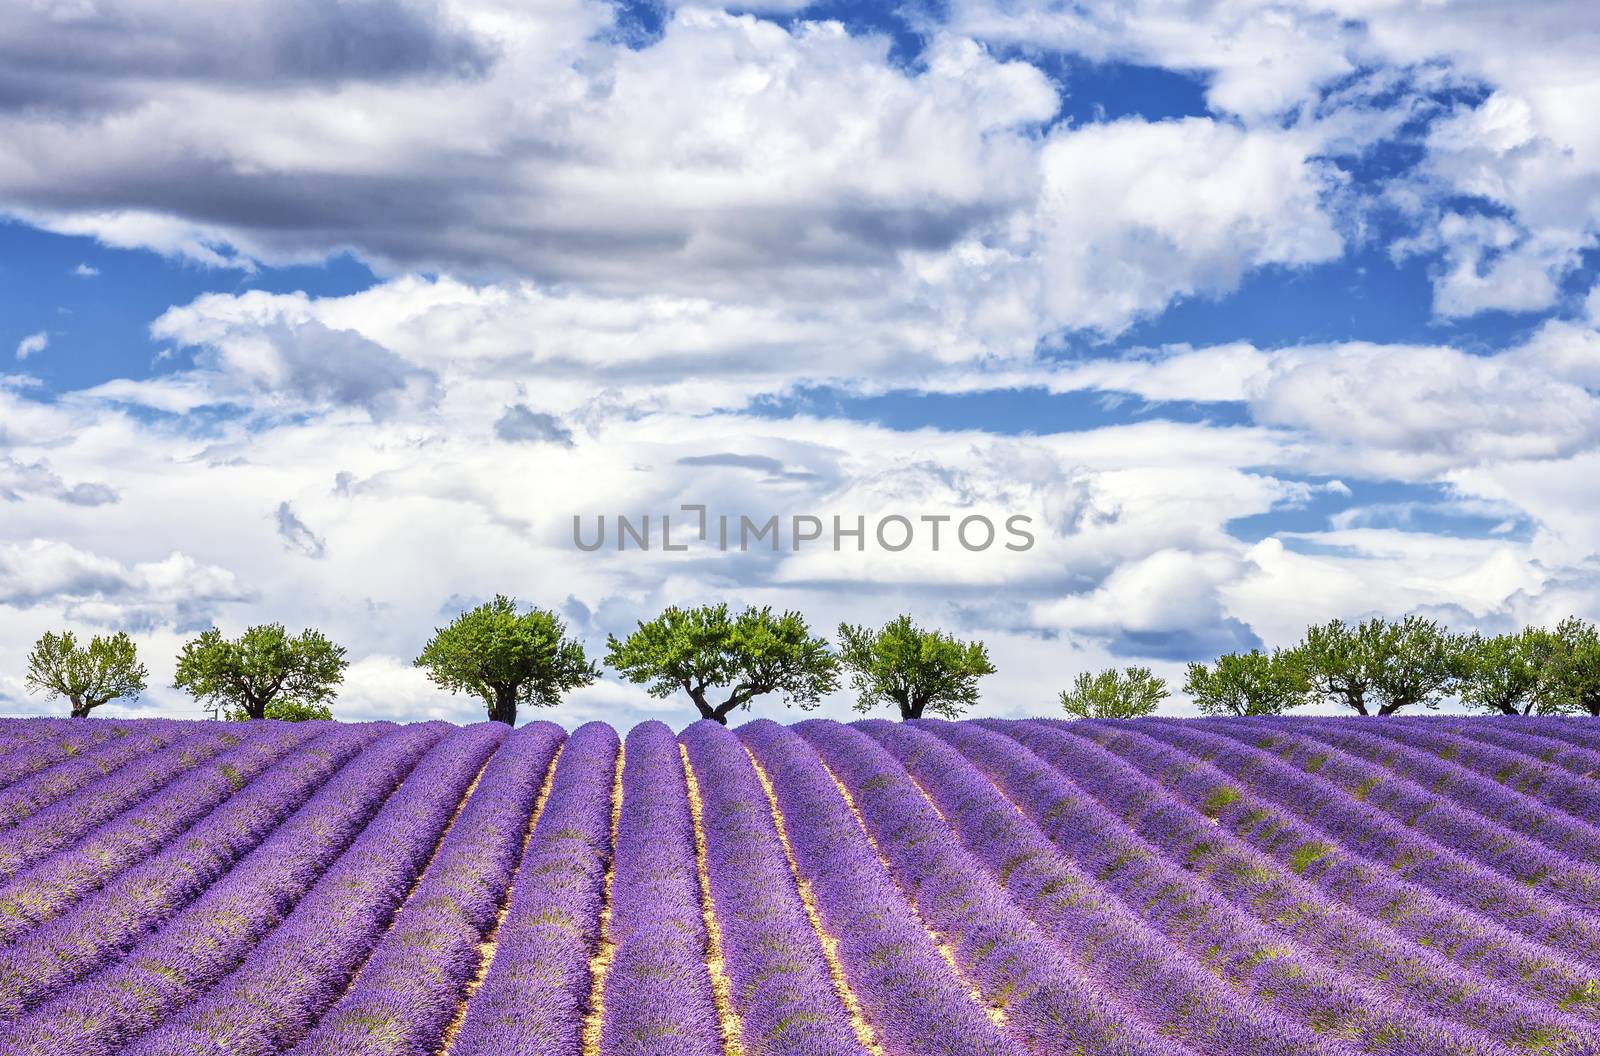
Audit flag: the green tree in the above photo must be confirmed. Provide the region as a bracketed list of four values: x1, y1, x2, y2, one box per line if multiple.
[1060, 666, 1169, 719]
[606, 603, 838, 725]
[836, 615, 996, 720]
[1288, 615, 1463, 716]
[1538, 616, 1600, 716]
[174, 624, 347, 721]
[25, 630, 149, 718]
[415, 595, 598, 725]
[1183, 649, 1310, 717]
[1457, 626, 1560, 716]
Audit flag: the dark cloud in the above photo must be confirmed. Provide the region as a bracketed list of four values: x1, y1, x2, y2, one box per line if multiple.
[276, 502, 327, 559]
[1106, 619, 1262, 661]
[0, 0, 492, 117]
[677, 452, 821, 481]
[0, 457, 119, 506]
[156, 316, 438, 417]
[495, 405, 575, 447]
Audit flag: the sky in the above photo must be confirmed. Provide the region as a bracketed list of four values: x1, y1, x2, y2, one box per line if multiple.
[1, 0, 1598, 727]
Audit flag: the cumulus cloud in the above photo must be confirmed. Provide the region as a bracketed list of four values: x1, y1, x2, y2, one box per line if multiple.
[1248, 341, 1600, 475]
[1033, 548, 1261, 659]
[149, 295, 438, 415]
[14, 332, 47, 361]
[949, 1, 1600, 319]
[0, 539, 250, 627]
[1027, 119, 1344, 334]
[71, 262, 98, 277]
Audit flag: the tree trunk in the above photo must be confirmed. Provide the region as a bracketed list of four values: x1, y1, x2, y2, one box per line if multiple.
[900, 697, 924, 721]
[70, 696, 92, 719]
[488, 685, 518, 726]
[688, 688, 719, 724]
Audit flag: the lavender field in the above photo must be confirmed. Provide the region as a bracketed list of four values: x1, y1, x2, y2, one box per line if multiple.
[1, 715, 1599, 1056]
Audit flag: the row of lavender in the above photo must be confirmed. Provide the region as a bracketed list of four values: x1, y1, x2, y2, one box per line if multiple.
[3, 714, 1600, 1055]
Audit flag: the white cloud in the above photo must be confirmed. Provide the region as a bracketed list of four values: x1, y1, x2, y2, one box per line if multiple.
[1027, 119, 1344, 334]
[72, 263, 98, 277]
[1247, 341, 1600, 476]
[0, 539, 250, 626]
[15, 332, 48, 361]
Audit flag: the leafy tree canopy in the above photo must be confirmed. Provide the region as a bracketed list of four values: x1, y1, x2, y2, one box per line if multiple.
[836, 615, 996, 720]
[606, 603, 838, 724]
[1060, 666, 1169, 719]
[1457, 626, 1560, 716]
[217, 698, 334, 722]
[1288, 616, 1463, 716]
[1539, 616, 1600, 716]
[415, 595, 598, 725]
[25, 630, 148, 718]
[174, 624, 347, 721]
[1183, 649, 1310, 717]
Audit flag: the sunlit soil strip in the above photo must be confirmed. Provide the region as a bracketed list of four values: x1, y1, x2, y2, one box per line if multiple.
[679, 746, 748, 1056]
[743, 748, 885, 1056]
[905, 772, 948, 823]
[819, 759, 1007, 1029]
[435, 744, 564, 1056]
[581, 748, 625, 1056]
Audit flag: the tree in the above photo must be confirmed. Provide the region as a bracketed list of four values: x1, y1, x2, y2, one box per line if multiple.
[836, 615, 996, 720]
[415, 595, 598, 725]
[1288, 616, 1463, 716]
[1060, 666, 1169, 719]
[25, 630, 148, 718]
[174, 624, 348, 721]
[1457, 626, 1560, 716]
[1183, 649, 1310, 717]
[1538, 617, 1600, 716]
[606, 603, 838, 725]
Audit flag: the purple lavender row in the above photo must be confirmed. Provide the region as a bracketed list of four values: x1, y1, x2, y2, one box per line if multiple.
[1440, 720, 1600, 783]
[1145, 717, 1600, 982]
[0, 721, 320, 943]
[0, 719, 194, 829]
[802, 719, 1259, 1056]
[1048, 719, 1600, 1043]
[925, 720, 1498, 1056]
[738, 719, 1024, 1056]
[118, 722, 508, 1056]
[597, 721, 723, 1056]
[849, 719, 1355, 1056]
[1300, 717, 1600, 840]
[284, 721, 565, 1056]
[0, 725, 249, 884]
[447, 721, 620, 1056]
[0, 720, 123, 790]
[1416, 715, 1600, 755]
[0, 721, 421, 1046]
[1151, 717, 1600, 969]
[1006, 719, 1581, 1051]
[678, 720, 868, 1056]
[1262, 717, 1600, 910]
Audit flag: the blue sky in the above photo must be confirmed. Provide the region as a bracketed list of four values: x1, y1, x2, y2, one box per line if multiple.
[2, 0, 1597, 725]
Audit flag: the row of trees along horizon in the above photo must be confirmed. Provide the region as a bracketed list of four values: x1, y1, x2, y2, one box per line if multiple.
[17, 598, 1600, 726]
